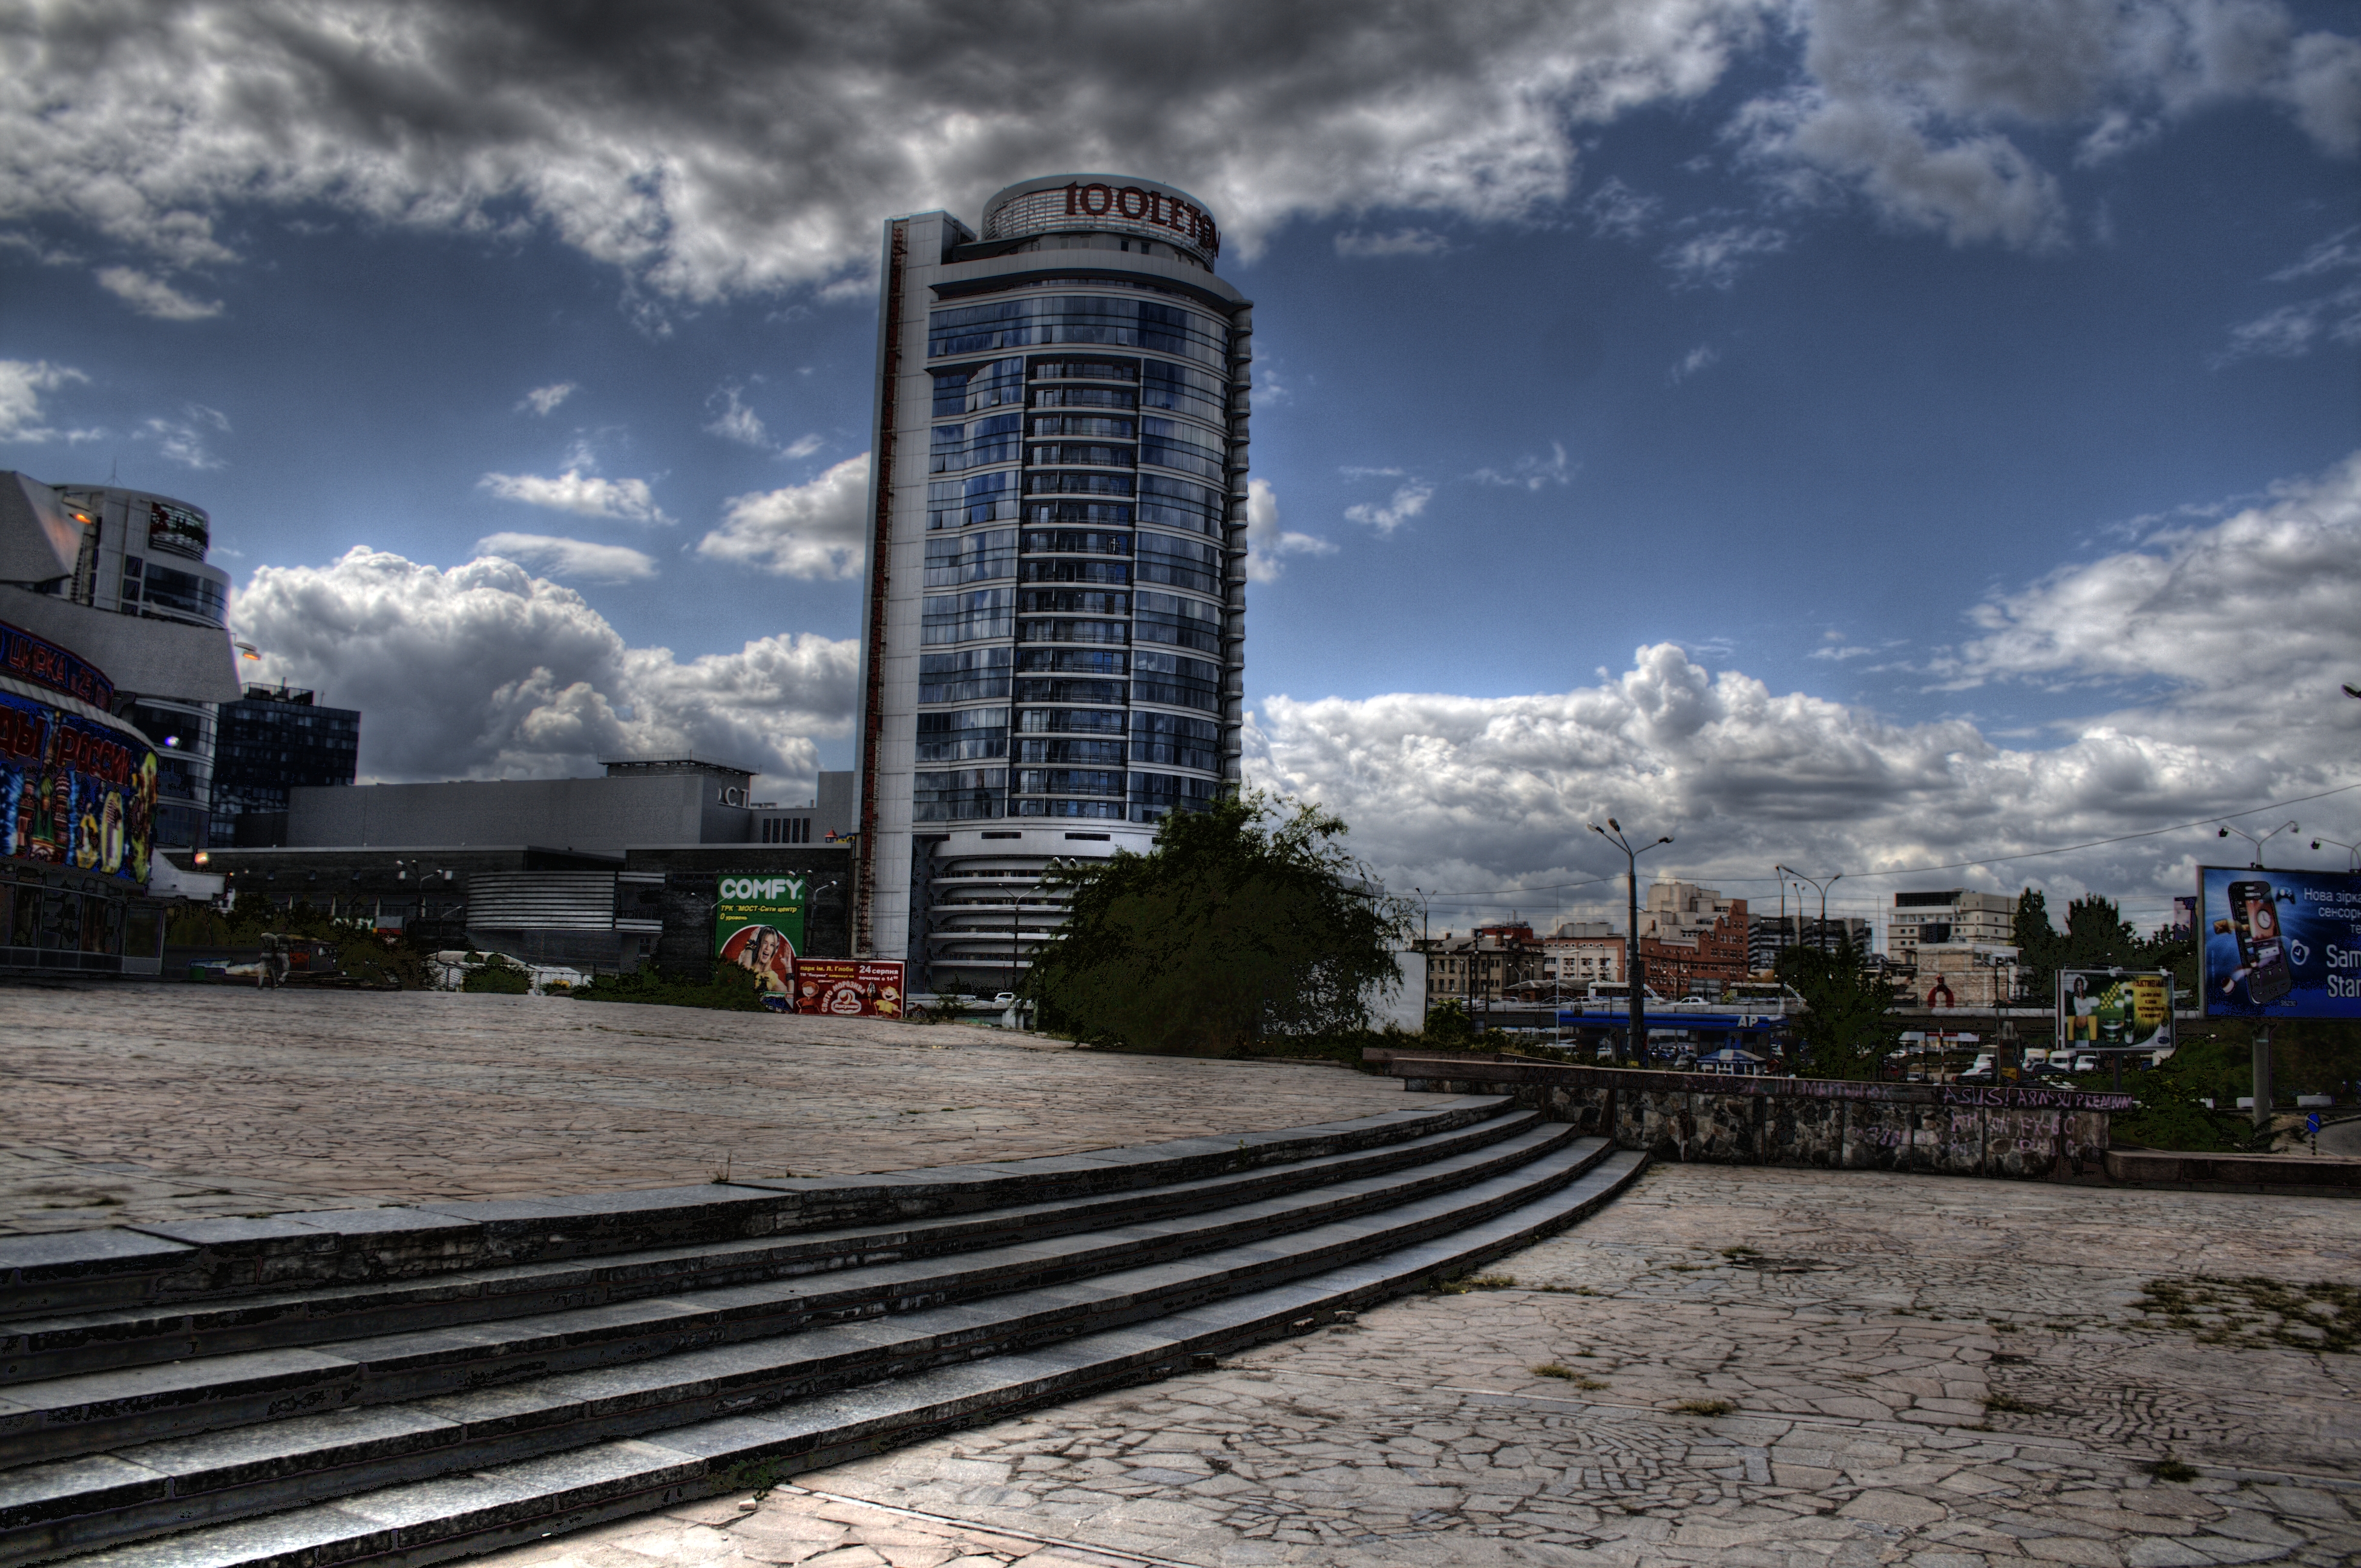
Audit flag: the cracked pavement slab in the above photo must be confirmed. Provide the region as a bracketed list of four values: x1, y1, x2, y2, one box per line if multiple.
[481, 1161, 2360, 1567]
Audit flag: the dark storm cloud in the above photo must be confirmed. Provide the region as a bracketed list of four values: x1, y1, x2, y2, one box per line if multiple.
[6, 1, 2348, 302]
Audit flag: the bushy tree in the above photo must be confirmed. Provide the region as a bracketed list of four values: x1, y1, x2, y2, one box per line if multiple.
[2012, 887, 2064, 999]
[1773, 940, 1900, 1080]
[2018, 886, 2195, 1004]
[1026, 792, 1411, 1054]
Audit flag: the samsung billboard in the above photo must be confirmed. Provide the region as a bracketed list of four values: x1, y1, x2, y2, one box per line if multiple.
[2197, 865, 2361, 1020]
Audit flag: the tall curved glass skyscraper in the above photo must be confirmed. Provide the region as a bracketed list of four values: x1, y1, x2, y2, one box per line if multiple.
[853, 175, 1250, 989]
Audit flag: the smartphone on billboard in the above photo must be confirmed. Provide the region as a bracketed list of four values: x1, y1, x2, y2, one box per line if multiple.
[2229, 879, 2293, 1005]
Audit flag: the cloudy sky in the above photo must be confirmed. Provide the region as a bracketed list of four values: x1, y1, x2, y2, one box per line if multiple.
[2, 0, 2356, 936]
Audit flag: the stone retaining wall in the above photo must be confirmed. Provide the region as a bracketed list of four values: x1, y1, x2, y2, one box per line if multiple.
[1382, 1053, 2129, 1179]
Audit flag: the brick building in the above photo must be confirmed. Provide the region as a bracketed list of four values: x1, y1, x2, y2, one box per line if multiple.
[1637, 881, 1751, 995]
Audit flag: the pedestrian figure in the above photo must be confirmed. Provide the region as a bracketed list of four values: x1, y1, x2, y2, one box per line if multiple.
[258, 931, 291, 989]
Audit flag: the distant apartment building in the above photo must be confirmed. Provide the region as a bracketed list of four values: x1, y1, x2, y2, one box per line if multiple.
[1538, 919, 1622, 991]
[1425, 923, 1546, 1007]
[1889, 889, 2016, 953]
[1638, 881, 1750, 993]
[1747, 913, 1873, 972]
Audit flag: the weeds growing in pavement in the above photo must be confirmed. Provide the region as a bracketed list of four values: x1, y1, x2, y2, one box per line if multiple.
[2134, 1276, 2355, 1354]
[1434, 1272, 1518, 1294]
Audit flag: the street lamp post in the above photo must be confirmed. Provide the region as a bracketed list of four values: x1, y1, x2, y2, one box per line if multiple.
[1007, 868, 1022, 998]
[1778, 866, 1844, 953]
[1591, 819, 1672, 1068]
[1413, 887, 1432, 1026]
[2218, 821, 2299, 870]
[2312, 835, 2361, 873]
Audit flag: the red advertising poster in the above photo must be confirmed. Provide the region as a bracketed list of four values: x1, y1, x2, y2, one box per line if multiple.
[792, 959, 906, 1018]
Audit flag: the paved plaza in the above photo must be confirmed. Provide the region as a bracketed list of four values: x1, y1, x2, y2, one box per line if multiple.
[485, 1164, 2360, 1568]
[0, 984, 1404, 1234]
[3, 983, 2356, 1567]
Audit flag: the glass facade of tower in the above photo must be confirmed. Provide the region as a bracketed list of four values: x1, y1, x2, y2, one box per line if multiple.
[916, 309, 1235, 825]
[855, 175, 1250, 985]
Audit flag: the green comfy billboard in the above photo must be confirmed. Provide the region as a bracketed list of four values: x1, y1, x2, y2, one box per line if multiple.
[2198, 865, 2361, 1020]
[715, 873, 806, 999]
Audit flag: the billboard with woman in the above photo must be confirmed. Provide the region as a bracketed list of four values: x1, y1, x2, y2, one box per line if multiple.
[715, 873, 806, 997]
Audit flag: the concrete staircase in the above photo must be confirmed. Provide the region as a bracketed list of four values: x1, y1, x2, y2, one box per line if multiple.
[0, 1095, 1645, 1568]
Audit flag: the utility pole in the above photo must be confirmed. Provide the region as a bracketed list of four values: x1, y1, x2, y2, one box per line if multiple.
[1591, 819, 1672, 1068]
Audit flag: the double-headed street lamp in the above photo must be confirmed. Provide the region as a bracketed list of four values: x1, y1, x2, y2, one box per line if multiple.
[2217, 820, 2298, 870]
[2311, 835, 2360, 873]
[1776, 865, 1842, 953]
[1589, 818, 1671, 1068]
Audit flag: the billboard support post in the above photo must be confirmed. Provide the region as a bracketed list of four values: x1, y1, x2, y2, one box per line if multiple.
[2253, 1025, 2268, 1127]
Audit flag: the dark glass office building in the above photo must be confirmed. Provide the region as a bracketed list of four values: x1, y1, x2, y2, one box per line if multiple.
[210, 684, 360, 829]
[852, 174, 1251, 986]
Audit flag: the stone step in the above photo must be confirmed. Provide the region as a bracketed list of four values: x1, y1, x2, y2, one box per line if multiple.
[0, 1121, 1581, 1468]
[0, 1098, 1513, 1318]
[0, 1142, 1628, 1567]
[1, 1106, 1549, 1386]
[36, 1151, 1649, 1568]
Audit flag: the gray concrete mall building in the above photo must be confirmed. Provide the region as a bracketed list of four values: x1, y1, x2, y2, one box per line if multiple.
[852, 175, 1252, 992]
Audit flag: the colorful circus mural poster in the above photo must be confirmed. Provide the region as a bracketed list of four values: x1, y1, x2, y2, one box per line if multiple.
[0, 691, 158, 884]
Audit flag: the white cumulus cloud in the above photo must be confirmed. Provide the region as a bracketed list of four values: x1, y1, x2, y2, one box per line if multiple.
[1582, 175, 1660, 240]
[1661, 224, 1790, 289]
[232, 546, 857, 795]
[474, 532, 657, 583]
[517, 382, 577, 416]
[479, 468, 673, 526]
[2216, 225, 2361, 363]
[703, 384, 772, 450]
[1345, 479, 1435, 535]
[1473, 441, 1573, 490]
[697, 453, 871, 579]
[1669, 344, 1718, 382]
[139, 404, 229, 468]
[1247, 451, 2361, 916]
[0, 359, 97, 444]
[1334, 227, 1452, 258]
[1243, 478, 1335, 583]
[94, 265, 223, 320]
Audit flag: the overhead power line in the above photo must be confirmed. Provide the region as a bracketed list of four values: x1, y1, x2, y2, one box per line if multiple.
[1413, 777, 2361, 902]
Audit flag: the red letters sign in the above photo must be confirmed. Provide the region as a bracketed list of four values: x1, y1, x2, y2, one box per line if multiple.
[1063, 183, 1220, 257]
[790, 959, 907, 1018]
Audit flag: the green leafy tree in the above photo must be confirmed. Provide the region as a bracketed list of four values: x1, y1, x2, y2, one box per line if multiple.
[1026, 792, 1411, 1054]
[2012, 887, 2064, 1000]
[1773, 940, 1901, 1080]
[2061, 894, 2142, 969]
[2020, 888, 2193, 1004]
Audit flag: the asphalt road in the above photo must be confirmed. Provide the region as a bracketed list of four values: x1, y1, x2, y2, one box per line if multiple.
[2319, 1112, 2361, 1156]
